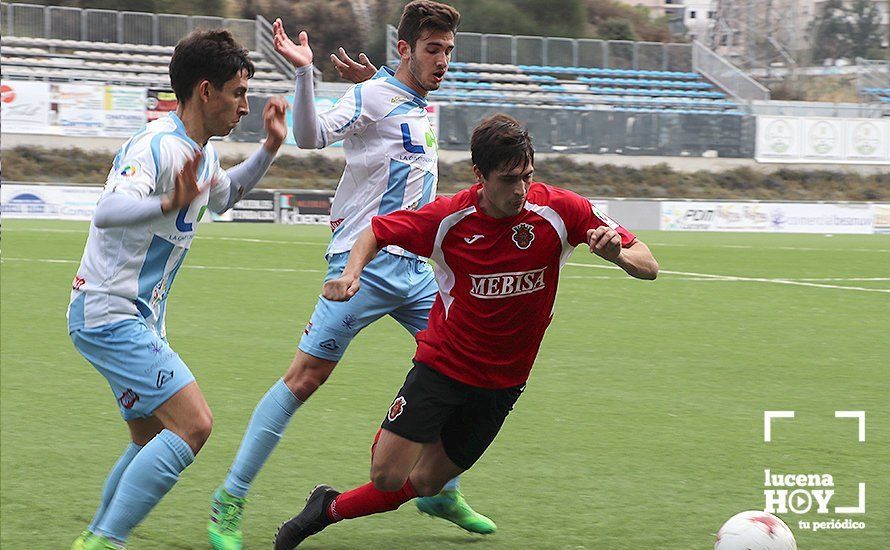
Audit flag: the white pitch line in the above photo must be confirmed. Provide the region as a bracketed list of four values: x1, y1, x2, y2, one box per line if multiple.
[198, 236, 327, 246]
[565, 262, 890, 294]
[648, 242, 890, 253]
[794, 277, 890, 282]
[0, 257, 324, 274]
[1, 227, 328, 246]
[4, 257, 886, 292]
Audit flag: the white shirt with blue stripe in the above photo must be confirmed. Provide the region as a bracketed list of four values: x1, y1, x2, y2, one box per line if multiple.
[68, 113, 237, 338]
[318, 67, 438, 259]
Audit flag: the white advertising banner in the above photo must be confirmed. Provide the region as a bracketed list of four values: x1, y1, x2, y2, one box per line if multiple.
[0, 184, 103, 221]
[845, 118, 887, 162]
[54, 83, 106, 136]
[756, 116, 890, 164]
[1, 80, 53, 134]
[660, 201, 880, 234]
[103, 86, 148, 137]
[756, 116, 801, 160]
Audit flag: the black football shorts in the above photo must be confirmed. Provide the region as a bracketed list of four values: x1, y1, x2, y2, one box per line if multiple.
[381, 361, 525, 470]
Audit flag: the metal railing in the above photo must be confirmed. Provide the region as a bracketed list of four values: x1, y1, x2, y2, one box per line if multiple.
[749, 100, 889, 118]
[1, 2, 256, 50]
[856, 57, 890, 100]
[692, 40, 769, 101]
[386, 25, 694, 72]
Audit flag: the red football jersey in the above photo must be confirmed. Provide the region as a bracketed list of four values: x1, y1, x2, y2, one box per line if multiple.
[371, 182, 636, 389]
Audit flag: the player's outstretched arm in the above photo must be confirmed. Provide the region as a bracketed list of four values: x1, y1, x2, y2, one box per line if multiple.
[273, 18, 326, 149]
[587, 227, 659, 280]
[330, 48, 377, 84]
[323, 228, 381, 301]
[93, 152, 204, 228]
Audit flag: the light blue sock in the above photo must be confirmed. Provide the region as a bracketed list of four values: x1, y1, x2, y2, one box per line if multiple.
[87, 442, 143, 532]
[224, 378, 302, 498]
[94, 429, 194, 542]
[442, 476, 460, 492]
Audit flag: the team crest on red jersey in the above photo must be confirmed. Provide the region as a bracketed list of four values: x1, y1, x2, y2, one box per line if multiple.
[511, 223, 535, 250]
[387, 396, 406, 422]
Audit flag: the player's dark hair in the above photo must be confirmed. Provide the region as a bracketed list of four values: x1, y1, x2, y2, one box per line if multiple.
[169, 29, 255, 104]
[471, 114, 535, 179]
[398, 0, 461, 50]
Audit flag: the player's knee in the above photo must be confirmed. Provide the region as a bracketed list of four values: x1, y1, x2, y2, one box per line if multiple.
[284, 359, 337, 401]
[370, 466, 408, 492]
[185, 411, 213, 453]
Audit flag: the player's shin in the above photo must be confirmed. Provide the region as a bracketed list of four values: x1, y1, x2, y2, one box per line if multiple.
[224, 379, 302, 498]
[329, 479, 418, 520]
[83, 442, 142, 534]
[93, 430, 194, 542]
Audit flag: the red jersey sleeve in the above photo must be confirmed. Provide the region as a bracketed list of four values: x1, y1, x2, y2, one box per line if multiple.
[547, 185, 636, 247]
[371, 195, 453, 258]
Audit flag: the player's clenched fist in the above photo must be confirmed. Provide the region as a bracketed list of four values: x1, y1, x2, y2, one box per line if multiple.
[323, 276, 361, 302]
[587, 226, 621, 262]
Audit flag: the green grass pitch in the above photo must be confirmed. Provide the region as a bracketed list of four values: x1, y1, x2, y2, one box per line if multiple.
[1, 219, 888, 548]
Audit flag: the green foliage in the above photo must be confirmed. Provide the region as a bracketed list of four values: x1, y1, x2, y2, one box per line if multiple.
[237, 0, 364, 80]
[586, 0, 671, 42]
[811, 0, 883, 62]
[596, 18, 636, 41]
[3, 146, 888, 201]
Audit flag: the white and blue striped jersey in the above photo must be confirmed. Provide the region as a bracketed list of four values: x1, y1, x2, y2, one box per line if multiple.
[68, 113, 236, 338]
[320, 66, 438, 258]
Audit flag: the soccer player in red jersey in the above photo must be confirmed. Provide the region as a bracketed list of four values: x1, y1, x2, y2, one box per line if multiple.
[274, 114, 659, 549]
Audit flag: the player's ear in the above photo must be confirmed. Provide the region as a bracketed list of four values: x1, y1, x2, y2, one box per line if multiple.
[397, 39, 412, 60]
[472, 165, 484, 184]
[196, 80, 212, 103]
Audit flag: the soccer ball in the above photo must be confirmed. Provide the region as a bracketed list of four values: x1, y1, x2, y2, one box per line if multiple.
[715, 510, 797, 550]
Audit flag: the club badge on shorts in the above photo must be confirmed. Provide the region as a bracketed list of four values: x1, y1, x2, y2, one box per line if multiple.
[387, 396, 407, 422]
[512, 223, 535, 250]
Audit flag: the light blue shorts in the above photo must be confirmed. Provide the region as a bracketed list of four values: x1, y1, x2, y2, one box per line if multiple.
[298, 251, 437, 361]
[70, 318, 195, 420]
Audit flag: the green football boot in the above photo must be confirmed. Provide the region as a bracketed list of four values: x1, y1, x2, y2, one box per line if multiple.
[415, 489, 497, 534]
[81, 533, 124, 549]
[71, 529, 91, 550]
[208, 485, 246, 550]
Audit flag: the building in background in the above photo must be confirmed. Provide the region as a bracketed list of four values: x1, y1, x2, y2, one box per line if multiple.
[709, 0, 889, 69]
[616, 0, 717, 40]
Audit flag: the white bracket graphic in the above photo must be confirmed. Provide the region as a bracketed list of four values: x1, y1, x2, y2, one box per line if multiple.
[764, 411, 795, 442]
[835, 483, 866, 514]
[835, 410, 866, 442]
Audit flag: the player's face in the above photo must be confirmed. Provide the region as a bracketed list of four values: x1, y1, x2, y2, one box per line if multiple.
[401, 29, 454, 94]
[205, 68, 250, 137]
[477, 161, 534, 218]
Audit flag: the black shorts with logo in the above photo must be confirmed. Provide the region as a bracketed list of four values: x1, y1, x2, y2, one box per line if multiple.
[381, 361, 525, 470]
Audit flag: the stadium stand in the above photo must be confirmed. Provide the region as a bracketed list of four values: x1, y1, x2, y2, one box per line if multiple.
[3, 36, 291, 93]
[1, 35, 293, 94]
[425, 62, 743, 115]
[862, 88, 890, 104]
[0, 4, 296, 94]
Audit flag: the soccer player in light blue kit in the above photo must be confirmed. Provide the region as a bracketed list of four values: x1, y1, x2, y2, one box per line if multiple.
[68, 29, 287, 550]
[208, 3, 495, 548]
